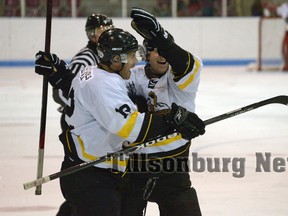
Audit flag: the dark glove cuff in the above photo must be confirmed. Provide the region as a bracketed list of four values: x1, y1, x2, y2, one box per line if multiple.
[48, 68, 73, 89]
[48, 72, 65, 88]
[155, 30, 174, 51]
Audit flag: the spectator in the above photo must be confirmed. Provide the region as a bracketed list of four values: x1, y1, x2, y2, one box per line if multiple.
[251, 0, 264, 16]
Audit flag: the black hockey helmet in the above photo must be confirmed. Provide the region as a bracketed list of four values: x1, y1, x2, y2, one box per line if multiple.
[143, 39, 157, 53]
[85, 14, 113, 40]
[97, 28, 139, 64]
[85, 14, 113, 31]
[143, 31, 175, 53]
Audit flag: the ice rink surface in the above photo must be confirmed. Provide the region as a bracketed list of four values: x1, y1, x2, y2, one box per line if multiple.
[0, 66, 287, 216]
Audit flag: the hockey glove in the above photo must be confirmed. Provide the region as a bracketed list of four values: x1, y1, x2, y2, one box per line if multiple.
[166, 103, 205, 140]
[130, 7, 174, 50]
[35, 51, 71, 88]
[130, 95, 148, 113]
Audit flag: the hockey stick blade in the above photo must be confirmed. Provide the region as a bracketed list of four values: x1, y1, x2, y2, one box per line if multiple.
[23, 95, 288, 190]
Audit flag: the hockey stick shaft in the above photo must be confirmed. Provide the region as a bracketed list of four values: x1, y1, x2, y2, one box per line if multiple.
[204, 95, 288, 125]
[23, 132, 180, 190]
[35, 0, 53, 195]
[24, 95, 288, 190]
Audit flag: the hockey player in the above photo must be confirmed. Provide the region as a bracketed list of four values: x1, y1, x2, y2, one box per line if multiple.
[35, 28, 205, 216]
[121, 8, 204, 215]
[53, 13, 114, 110]
[39, 14, 114, 216]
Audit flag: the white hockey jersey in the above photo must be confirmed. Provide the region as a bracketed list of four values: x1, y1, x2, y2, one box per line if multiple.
[126, 55, 203, 155]
[64, 66, 146, 172]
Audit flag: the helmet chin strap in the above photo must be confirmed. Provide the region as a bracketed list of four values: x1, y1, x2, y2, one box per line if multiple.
[92, 29, 97, 43]
[104, 61, 124, 76]
[88, 28, 98, 43]
[98, 55, 127, 77]
[109, 56, 125, 76]
[111, 63, 125, 76]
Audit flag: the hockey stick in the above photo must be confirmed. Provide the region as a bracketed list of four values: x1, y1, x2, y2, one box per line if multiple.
[23, 95, 288, 190]
[35, 0, 53, 195]
[204, 95, 288, 125]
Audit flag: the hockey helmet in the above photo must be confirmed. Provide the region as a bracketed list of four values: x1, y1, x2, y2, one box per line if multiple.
[143, 39, 157, 53]
[97, 28, 139, 64]
[143, 32, 174, 54]
[85, 14, 114, 39]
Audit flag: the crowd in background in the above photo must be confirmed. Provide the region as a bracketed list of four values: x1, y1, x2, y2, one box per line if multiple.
[0, 0, 287, 17]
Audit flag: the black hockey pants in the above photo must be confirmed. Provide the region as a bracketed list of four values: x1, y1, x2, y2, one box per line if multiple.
[59, 157, 127, 216]
[122, 172, 202, 216]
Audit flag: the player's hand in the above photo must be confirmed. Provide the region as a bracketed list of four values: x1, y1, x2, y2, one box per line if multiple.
[35, 51, 66, 76]
[35, 51, 71, 88]
[130, 7, 173, 49]
[167, 103, 205, 140]
[130, 7, 163, 40]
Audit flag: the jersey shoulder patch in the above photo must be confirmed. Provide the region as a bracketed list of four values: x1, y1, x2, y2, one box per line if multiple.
[79, 66, 93, 82]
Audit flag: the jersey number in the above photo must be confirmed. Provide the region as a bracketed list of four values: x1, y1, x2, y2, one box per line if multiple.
[115, 104, 131, 119]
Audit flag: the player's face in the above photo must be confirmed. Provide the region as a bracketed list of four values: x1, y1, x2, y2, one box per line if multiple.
[148, 48, 169, 75]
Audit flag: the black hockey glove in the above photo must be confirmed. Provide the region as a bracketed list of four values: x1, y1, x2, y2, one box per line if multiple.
[35, 51, 72, 89]
[130, 95, 148, 113]
[130, 7, 174, 50]
[166, 103, 205, 140]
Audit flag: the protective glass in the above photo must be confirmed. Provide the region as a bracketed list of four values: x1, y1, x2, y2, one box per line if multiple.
[136, 45, 146, 61]
[120, 45, 146, 63]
